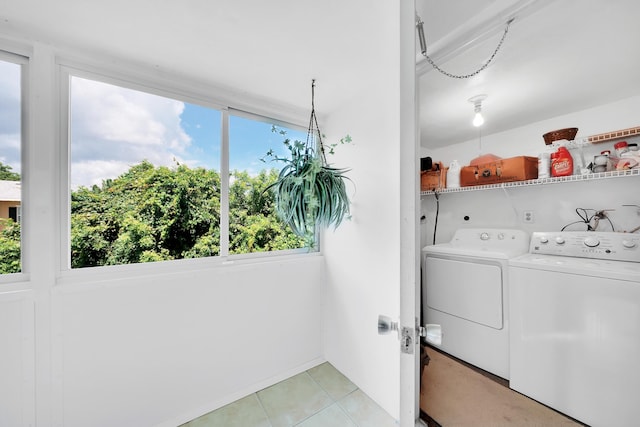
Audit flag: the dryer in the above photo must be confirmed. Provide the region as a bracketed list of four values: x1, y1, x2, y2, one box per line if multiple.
[422, 228, 529, 379]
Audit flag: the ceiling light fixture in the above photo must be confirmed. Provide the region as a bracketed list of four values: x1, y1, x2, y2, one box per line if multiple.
[468, 94, 487, 127]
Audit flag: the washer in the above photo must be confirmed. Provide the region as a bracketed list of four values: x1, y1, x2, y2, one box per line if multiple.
[422, 228, 529, 379]
[509, 231, 640, 427]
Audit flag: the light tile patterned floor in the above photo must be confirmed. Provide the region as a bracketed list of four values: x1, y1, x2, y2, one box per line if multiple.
[181, 362, 398, 427]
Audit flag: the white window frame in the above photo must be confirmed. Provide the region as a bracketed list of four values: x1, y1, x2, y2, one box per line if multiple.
[58, 63, 314, 276]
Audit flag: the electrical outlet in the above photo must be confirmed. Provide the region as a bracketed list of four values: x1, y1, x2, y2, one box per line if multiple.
[523, 210, 534, 223]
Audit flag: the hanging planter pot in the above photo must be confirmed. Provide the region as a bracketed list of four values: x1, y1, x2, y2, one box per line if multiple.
[264, 80, 352, 246]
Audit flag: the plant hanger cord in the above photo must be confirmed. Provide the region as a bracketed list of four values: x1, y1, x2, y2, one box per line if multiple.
[306, 79, 328, 164]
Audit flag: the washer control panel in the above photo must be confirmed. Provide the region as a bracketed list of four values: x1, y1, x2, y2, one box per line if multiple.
[530, 231, 640, 262]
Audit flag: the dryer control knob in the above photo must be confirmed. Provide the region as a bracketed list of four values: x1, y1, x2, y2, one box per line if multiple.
[539, 236, 549, 244]
[480, 232, 490, 241]
[555, 236, 566, 245]
[583, 236, 600, 248]
[622, 239, 637, 249]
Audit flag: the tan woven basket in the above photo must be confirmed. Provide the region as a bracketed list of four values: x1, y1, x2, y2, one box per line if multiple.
[543, 127, 578, 145]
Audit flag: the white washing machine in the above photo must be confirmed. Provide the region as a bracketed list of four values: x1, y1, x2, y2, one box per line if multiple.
[422, 228, 529, 379]
[509, 231, 640, 427]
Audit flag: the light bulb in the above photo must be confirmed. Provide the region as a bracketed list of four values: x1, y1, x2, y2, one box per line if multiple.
[468, 94, 487, 128]
[473, 111, 484, 127]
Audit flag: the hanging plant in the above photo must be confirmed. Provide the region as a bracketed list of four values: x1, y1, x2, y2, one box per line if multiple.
[263, 80, 352, 246]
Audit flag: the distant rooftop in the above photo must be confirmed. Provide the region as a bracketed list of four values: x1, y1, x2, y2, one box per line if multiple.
[0, 180, 21, 202]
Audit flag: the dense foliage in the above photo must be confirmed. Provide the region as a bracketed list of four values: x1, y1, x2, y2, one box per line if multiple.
[0, 219, 20, 274]
[228, 170, 306, 253]
[71, 160, 307, 268]
[0, 161, 307, 273]
[0, 161, 21, 273]
[0, 163, 20, 181]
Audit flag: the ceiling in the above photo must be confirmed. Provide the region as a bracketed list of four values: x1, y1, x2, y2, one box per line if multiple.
[417, 0, 640, 149]
[0, 0, 384, 116]
[1, 1, 639, 151]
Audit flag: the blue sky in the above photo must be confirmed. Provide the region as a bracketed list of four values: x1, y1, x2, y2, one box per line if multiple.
[180, 105, 308, 175]
[179, 103, 220, 171]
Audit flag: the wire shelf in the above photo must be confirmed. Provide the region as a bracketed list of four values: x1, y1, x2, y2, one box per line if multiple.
[420, 168, 640, 196]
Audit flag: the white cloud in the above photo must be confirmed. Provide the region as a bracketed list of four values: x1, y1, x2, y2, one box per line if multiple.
[0, 60, 20, 101]
[0, 133, 20, 173]
[70, 77, 192, 187]
[71, 159, 132, 190]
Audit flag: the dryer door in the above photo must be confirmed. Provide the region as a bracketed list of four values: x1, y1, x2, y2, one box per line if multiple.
[425, 255, 503, 329]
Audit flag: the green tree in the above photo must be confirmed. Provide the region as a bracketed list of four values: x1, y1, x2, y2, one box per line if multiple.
[70, 186, 111, 267]
[0, 162, 20, 181]
[0, 159, 311, 273]
[0, 219, 20, 273]
[67, 160, 307, 269]
[229, 169, 306, 253]
[71, 160, 222, 268]
[0, 163, 22, 273]
[0, 160, 308, 272]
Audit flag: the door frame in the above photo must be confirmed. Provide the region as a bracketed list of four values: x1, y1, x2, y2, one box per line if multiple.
[399, 0, 420, 426]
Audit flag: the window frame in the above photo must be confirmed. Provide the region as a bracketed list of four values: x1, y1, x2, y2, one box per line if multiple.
[59, 63, 315, 275]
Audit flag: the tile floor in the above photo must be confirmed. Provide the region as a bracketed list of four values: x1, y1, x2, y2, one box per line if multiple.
[181, 362, 398, 427]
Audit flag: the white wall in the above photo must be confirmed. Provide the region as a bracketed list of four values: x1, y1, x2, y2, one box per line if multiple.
[419, 96, 640, 247]
[423, 95, 640, 167]
[322, 88, 401, 419]
[53, 258, 324, 427]
[0, 290, 35, 427]
[321, 1, 402, 418]
[420, 177, 640, 248]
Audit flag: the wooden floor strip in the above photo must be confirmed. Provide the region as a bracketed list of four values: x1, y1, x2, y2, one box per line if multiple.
[420, 345, 586, 427]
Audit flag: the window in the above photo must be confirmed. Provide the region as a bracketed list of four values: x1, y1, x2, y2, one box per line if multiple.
[228, 113, 307, 254]
[68, 74, 309, 269]
[0, 55, 23, 275]
[8, 206, 21, 223]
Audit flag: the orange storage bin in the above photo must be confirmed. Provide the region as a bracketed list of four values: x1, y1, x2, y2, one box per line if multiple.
[460, 156, 538, 187]
[420, 162, 447, 191]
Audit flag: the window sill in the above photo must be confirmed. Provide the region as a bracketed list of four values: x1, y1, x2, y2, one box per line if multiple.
[55, 250, 321, 288]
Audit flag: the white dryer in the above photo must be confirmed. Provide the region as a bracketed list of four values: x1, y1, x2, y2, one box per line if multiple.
[422, 228, 529, 379]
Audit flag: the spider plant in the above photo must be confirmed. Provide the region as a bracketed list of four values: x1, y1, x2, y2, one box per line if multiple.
[264, 131, 351, 246]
